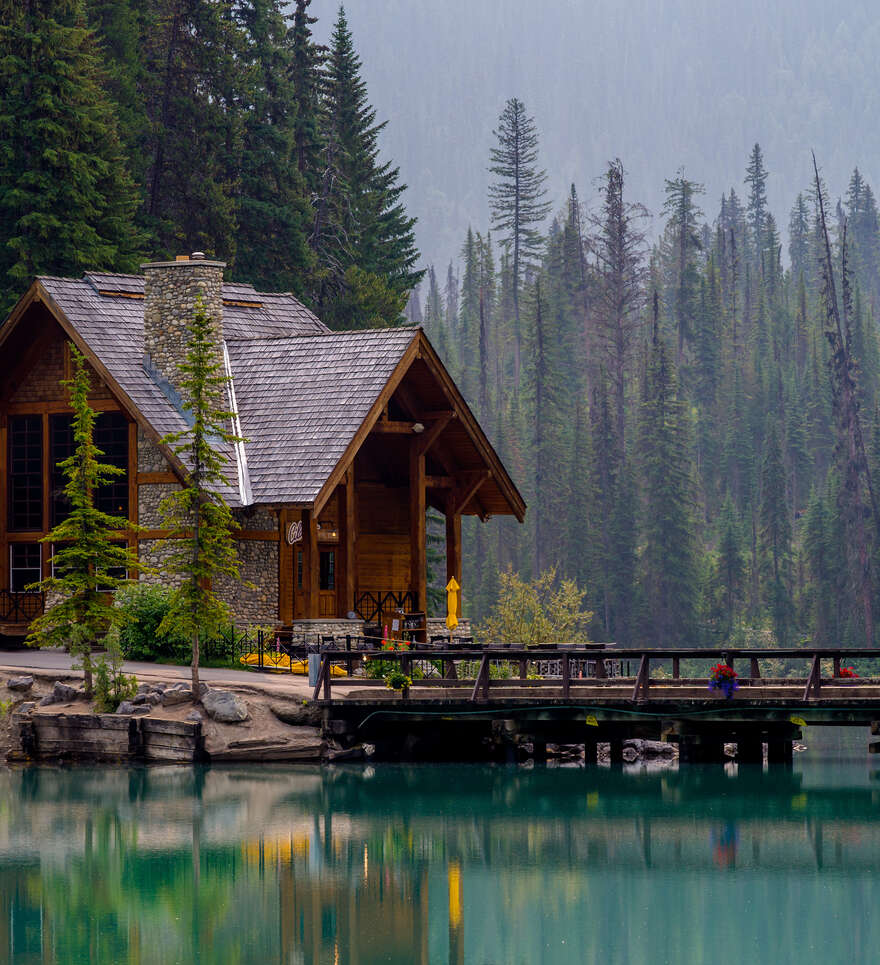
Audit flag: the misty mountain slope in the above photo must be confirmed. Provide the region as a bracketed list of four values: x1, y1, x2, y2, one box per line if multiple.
[311, 0, 880, 266]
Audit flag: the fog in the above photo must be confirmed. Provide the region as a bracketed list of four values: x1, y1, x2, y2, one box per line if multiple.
[311, 0, 880, 267]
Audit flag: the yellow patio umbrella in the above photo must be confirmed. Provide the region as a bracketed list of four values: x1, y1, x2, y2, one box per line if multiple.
[445, 577, 460, 632]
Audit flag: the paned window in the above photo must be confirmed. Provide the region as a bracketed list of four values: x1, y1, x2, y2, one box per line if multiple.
[319, 550, 336, 591]
[10, 544, 41, 592]
[8, 416, 42, 531]
[49, 414, 76, 527]
[94, 412, 129, 518]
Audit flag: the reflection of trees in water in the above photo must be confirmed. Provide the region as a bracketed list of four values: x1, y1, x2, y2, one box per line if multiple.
[2, 764, 880, 963]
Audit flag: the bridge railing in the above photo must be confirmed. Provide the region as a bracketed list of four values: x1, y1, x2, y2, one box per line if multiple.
[310, 645, 880, 702]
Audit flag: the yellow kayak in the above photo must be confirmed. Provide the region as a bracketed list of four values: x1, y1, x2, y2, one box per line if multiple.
[238, 652, 347, 676]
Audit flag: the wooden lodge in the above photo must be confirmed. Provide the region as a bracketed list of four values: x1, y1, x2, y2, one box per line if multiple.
[0, 255, 525, 642]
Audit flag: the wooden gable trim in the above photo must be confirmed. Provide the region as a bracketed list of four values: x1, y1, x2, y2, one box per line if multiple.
[311, 332, 421, 516]
[414, 332, 526, 521]
[24, 281, 188, 490]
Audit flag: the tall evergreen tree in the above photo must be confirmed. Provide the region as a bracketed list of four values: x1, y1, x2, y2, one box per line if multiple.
[233, 0, 314, 295]
[744, 143, 768, 267]
[488, 96, 551, 384]
[0, 0, 142, 312]
[759, 425, 793, 644]
[158, 297, 243, 696]
[638, 306, 697, 647]
[26, 347, 142, 694]
[661, 171, 704, 366]
[314, 5, 421, 328]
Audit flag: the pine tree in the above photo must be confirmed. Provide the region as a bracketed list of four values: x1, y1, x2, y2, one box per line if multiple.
[0, 0, 142, 312]
[290, 0, 323, 188]
[638, 308, 697, 647]
[789, 192, 811, 284]
[588, 158, 647, 453]
[233, 0, 314, 295]
[140, 0, 246, 259]
[26, 347, 142, 694]
[714, 495, 745, 639]
[488, 96, 551, 384]
[759, 425, 793, 644]
[744, 143, 769, 268]
[315, 6, 421, 327]
[661, 171, 705, 366]
[158, 296, 243, 695]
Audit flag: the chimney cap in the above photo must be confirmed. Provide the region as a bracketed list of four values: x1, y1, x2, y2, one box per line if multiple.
[141, 257, 227, 270]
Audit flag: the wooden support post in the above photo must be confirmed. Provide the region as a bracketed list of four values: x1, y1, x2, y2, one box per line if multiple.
[833, 656, 841, 678]
[724, 652, 734, 670]
[767, 738, 793, 766]
[632, 655, 650, 700]
[410, 443, 426, 613]
[323, 655, 332, 700]
[305, 509, 319, 619]
[533, 741, 548, 763]
[594, 656, 607, 679]
[279, 510, 294, 624]
[519, 659, 528, 681]
[443, 659, 458, 680]
[750, 657, 761, 679]
[470, 654, 489, 703]
[584, 738, 598, 765]
[343, 466, 356, 615]
[803, 654, 821, 700]
[736, 738, 764, 765]
[562, 652, 571, 699]
[445, 506, 462, 618]
[672, 657, 680, 679]
[609, 738, 624, 765]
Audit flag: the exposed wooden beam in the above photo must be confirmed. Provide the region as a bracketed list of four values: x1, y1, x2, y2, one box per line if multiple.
[426, 475, 453, 488]
[446, 506, 462, 619]
[344, 466, 356, 615]
[452, 470, 491, 516]
[409, 441, 426, 615]
[372, 420, 418, 434]
[417, 412, 454, 456]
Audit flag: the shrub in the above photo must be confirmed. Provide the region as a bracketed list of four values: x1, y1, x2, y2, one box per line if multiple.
[114, 583, 189, 662]
[93, 637, 138, 713]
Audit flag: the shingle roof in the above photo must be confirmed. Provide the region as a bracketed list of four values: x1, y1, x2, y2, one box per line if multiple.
[34, 274, 417, 507]
[227, 328, 418, 504]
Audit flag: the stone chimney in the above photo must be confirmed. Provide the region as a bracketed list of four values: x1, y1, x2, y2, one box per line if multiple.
[142, 252, 226, 387]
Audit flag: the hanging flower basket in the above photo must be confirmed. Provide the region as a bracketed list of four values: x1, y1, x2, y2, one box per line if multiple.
[708, 663, 738, 699]
[839, 666, 858, 678]
[385, 668, 412, 697]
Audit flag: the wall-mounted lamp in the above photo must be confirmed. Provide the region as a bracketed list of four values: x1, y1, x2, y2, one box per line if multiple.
[412, 422, 425, 434]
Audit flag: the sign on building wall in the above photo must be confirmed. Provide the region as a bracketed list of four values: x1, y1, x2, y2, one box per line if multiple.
[286, 520, 303, 545]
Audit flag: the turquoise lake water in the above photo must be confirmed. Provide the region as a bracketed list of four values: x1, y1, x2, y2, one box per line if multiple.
[1, 741, 879, 964]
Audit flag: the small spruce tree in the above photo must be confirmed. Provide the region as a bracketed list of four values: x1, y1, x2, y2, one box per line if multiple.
[26, 346, 142, 695]
[158, 296, 243, 696]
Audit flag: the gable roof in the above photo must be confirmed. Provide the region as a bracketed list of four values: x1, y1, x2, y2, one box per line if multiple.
[227, 328, 419, 504]
[0, 273, 525, 518]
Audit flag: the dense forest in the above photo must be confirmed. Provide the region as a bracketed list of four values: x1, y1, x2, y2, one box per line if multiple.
[4, 0, 880, 650]
[0, 0, 420, 324]
[414, 96, 880, 649]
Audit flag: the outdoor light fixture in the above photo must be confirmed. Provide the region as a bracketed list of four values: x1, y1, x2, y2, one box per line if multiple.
[412, 422, 425, 433]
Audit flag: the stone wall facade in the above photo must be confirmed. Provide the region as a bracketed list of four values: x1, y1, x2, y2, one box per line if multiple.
[142, 257, 225, 388]
[138, 482, 180, 528]
[213, 539, 279, 626]
[137, 427, 168, 473]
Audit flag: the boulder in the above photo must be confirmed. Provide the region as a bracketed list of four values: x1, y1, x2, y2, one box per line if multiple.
[132, 694, 148, 705]
[7, 676, 34, 692]
[162, 686, 194, 706]
[270, 701, 322, 727]
[137, 683, 151, 695]
[52, 681, 79, 703]
[202, 689, 248, 723]
[117, 701, 151, 716]
[146, 693, 163, 706]
[38, 694, 56, 707]
[186, 710, 203, 723]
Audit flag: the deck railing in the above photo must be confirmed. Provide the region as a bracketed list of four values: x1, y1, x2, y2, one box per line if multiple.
[0, 590, 44, 625]
[309, 645, 880, 702]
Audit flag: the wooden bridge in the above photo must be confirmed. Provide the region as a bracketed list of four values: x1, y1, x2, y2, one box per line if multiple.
[310, 646, 880, 763]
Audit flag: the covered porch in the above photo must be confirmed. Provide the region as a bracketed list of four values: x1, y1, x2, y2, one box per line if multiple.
[277, 335, 525, 637]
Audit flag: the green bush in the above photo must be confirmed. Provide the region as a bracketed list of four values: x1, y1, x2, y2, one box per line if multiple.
[114, 583, 189, 663]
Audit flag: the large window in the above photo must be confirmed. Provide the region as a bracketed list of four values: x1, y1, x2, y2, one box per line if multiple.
[49, 414, 76, 527]
[8, 416, 42, 531]
[94, 412, 129, 518]
[10, 544, 41, 592]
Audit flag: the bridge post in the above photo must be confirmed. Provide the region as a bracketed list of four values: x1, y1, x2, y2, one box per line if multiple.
[767, 738, 793, 766]
[584, 737, 598, 765]
[609, 738, 624, 765]
[736, 737, 764, 764]
[678, 734, 726, 764]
